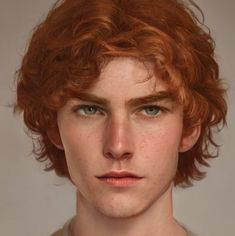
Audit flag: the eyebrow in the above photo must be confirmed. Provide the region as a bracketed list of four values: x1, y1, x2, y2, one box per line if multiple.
[75, 91, 175, 108]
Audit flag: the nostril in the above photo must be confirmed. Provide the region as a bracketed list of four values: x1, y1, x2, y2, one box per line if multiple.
[104, 151, 133, 160]
[105, 152, 113, 159]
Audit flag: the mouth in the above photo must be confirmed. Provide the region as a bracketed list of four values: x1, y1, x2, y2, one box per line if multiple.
[96, 171, 144, 187]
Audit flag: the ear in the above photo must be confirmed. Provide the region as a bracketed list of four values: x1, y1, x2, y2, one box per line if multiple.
[179, 125, 201, 152]
[47, 126, 64, 150]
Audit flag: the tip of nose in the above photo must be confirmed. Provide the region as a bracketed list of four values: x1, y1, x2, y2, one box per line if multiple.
[103, 122, 134, 160]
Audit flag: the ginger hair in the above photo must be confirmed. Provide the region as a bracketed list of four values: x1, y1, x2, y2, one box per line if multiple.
[15, 0, 227, 186]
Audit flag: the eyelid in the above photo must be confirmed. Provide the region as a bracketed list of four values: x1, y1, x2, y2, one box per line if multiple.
[135, 104, 170, 118]
[71, 102, 171, 118]
[136, 104, 169, 111]
[72, 104, 105, 115]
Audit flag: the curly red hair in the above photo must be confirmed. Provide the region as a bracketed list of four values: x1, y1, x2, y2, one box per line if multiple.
[15, 0, 227, 186]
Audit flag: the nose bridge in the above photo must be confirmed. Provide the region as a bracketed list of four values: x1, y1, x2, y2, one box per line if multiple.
[103, 113, 134, 160]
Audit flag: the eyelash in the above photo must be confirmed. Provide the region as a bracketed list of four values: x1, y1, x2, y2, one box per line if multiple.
[72, 105, 104, 116]
[137, 105, 168, 118]
[72, 104, 168, 118]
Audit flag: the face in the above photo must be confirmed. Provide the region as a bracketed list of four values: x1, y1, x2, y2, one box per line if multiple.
[54, 57, 189, 218]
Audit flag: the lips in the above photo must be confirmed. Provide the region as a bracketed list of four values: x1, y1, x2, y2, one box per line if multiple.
[96, 171, 143, 187]
[97, 171, 143, 179]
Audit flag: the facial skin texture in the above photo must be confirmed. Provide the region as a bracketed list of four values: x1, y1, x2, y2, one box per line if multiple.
[52, 57, 199, 236]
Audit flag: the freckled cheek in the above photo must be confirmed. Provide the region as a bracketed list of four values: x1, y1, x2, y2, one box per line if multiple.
[138, 129, 175, 150]
[62, 123, 99, 150]
[146, 122, 182, 147]
[136, 126, 182, 164]
[65, 148, 94, 187]
[139, 137, 179, 184]
[61, 129, 99, 179]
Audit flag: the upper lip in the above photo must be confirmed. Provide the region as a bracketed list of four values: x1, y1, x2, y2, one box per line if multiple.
[96, 171, 143, 178]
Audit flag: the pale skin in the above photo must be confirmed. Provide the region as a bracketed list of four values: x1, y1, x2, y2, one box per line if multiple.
[49, 57, 200, 236]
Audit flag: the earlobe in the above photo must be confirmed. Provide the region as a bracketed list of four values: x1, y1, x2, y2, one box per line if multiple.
[179, 125, 201, 152]
[47, 127, 64, 150]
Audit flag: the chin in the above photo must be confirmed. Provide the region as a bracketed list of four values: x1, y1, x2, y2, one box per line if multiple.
[97, 205, 144, 219]
[93, 196, 151, 219]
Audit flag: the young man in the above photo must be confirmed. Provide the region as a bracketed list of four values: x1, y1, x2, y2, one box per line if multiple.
[15, 0, 227, 235]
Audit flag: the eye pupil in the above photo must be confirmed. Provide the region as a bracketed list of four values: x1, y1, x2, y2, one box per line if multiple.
[145, 107, 159, 115]
[85, 106, 97, 114]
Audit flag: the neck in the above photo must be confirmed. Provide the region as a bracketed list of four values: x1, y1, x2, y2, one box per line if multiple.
[71, 184, 186, 236]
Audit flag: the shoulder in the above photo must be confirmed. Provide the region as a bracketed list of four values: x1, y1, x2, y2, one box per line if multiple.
[181, 224, 198, 236]
[50, 229, 63, 236]
[185, 228, 198, 236]
[49, 217, 73, 236]
[188, 233, 198, 236]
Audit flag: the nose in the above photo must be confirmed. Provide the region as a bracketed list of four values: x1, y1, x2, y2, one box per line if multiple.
[103, 116, 134, 161]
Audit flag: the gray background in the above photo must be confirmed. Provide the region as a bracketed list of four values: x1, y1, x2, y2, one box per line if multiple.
[0, 0, 234, 235]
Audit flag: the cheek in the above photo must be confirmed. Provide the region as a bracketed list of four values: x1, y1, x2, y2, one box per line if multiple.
[136, 122, 183, 169]
[138, 122, 183, 153]
[61, 122, 99, 155]
[60, 128, 99, 181]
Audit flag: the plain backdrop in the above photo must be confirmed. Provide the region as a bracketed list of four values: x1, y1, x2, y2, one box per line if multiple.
[0, 0, 234, 235]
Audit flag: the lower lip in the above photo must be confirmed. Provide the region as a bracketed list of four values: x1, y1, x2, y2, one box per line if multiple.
[97, 177, 142, 187]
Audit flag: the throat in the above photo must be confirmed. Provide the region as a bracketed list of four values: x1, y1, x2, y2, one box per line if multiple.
[71, 186, 186, 236]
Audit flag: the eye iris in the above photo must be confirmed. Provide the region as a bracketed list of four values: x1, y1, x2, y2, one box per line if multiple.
[85, 106, 97, 114]
[146, 107, 159, 115]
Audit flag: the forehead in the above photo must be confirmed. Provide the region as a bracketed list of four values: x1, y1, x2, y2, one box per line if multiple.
[87, 57, 168, 98]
